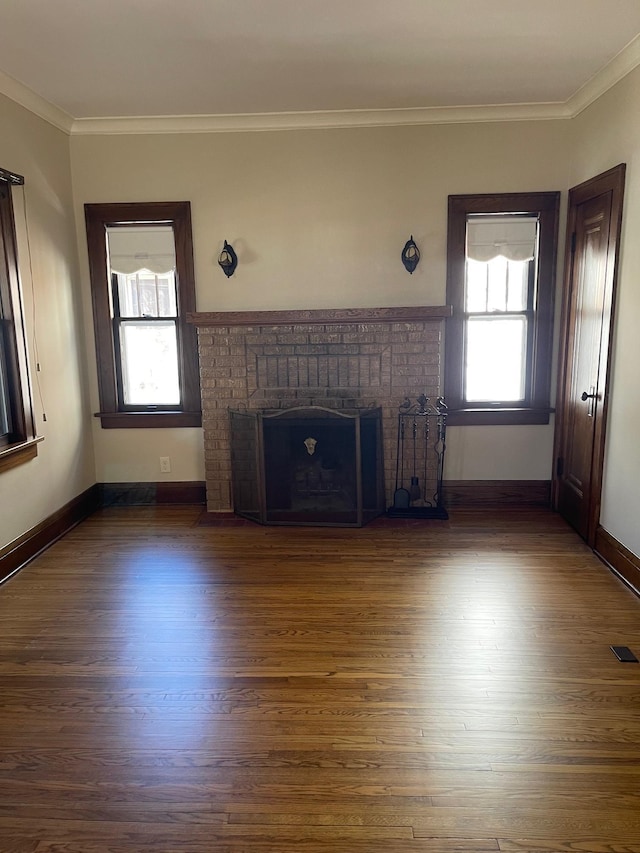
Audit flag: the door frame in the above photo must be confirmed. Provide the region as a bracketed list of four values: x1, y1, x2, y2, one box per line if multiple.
[552, 164, 626, 546]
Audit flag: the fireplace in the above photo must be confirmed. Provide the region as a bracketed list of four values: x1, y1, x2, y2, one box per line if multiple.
[230, 406, 384, 526]
[189, 306, 450, 513]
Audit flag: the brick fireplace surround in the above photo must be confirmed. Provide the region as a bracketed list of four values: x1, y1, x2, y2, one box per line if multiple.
[188, 306, 451, 514]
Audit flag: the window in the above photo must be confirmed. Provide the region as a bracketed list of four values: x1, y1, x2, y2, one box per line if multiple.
[445, 192, 560, 425]
[84, 202, 201, 428]
[0, 168, 39, 472]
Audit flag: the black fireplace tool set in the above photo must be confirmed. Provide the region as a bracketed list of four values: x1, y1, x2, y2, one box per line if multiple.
[388, 394, 448, 519]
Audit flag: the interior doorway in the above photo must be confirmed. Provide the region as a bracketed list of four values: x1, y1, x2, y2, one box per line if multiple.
[553, 164, 625, 545]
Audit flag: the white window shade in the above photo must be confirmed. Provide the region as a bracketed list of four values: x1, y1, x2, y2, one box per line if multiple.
[466, 216, 538, 263]
[106, 225, 176, 275]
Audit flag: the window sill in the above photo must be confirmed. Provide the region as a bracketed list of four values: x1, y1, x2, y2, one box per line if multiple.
[0, 436, 44, 473]
[95, 411, 202, 429]
[445, 408, 553, 426]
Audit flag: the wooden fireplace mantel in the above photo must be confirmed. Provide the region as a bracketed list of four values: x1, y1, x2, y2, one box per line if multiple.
[188, 305, 452, 328]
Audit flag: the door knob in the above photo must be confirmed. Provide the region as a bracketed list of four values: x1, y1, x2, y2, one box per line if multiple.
[581, 386, 597, 418]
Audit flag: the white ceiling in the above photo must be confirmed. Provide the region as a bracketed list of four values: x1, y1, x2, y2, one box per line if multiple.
[1, 0, 640, 129]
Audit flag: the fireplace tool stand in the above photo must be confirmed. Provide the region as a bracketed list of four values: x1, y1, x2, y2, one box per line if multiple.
[388, 394, 448, 519]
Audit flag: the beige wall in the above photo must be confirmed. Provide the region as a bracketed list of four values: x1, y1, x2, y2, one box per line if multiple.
[569, 66, 640, 556]
[0, 94, 95, 549]
[71, 119, 569, 484]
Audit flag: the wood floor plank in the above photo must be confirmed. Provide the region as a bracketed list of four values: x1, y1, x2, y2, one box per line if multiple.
[1, 506, 640, 851]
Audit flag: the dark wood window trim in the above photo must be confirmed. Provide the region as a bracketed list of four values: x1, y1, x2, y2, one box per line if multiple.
[0, 170, 39, 470]
[445, 192, 560, 426]
[84, 202, 201, 429]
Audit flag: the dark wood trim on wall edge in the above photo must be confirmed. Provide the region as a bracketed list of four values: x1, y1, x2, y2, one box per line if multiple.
[188, 305, 453, 328]
[0, 484, 101, 585]
[595, 525, 640, 598]
[443, 480, 551, 507]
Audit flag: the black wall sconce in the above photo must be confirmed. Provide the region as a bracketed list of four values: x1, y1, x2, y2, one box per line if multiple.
[218, 240, 238, 277]
[401, 236, 420, 274]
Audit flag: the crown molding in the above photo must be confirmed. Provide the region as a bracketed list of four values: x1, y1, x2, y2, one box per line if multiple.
[0, 69, 73, 134]
[70, 101, 571, 135]
[567, 33, 640, 117]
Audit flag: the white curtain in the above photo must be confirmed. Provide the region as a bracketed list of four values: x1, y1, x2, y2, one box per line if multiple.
[107, 225, 176, 275]
[466, 216, 538, 263]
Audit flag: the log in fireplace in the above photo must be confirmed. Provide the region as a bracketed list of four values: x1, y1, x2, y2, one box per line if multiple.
[229, 406, 385, 527]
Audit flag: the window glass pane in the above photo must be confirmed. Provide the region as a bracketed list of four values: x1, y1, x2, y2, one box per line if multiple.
[465, 260, 488, 312]
[506, 260, 528, 311]
[116, 271, 177, 318]
[465, 316, 527, 402]
[119, 320, 180, 406]
[0, 329, 11, 436]
[486, 256, 508, 312]
[0, 384, 9, 436]
[107, 225, 177, 319]
[467, 257, 529, 314]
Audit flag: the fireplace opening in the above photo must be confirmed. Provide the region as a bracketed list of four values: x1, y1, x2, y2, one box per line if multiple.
[230, 406, 384, 527]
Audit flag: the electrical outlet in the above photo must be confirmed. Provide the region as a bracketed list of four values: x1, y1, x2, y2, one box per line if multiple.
[159, 456, 171, 473]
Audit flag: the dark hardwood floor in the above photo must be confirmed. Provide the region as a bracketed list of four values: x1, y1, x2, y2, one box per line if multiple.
[1, 506, 639, 852]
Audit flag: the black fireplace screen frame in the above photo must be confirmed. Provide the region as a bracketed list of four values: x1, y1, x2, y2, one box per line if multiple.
[229, 405, 385, 527]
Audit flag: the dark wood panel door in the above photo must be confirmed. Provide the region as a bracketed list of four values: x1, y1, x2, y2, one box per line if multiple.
[556, 194, 611, 536]
[554, 165, 625, 544]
